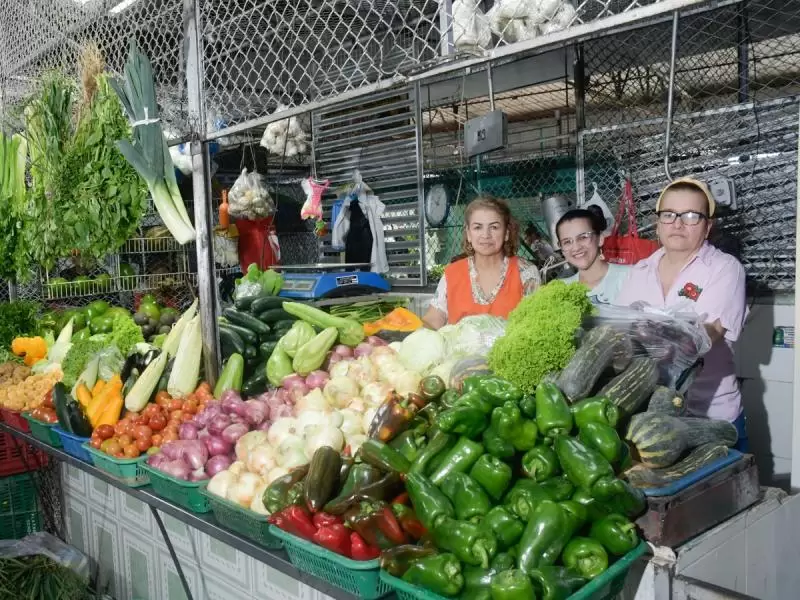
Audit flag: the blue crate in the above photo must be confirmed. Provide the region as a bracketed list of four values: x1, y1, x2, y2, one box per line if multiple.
[52, 427, 93, 463]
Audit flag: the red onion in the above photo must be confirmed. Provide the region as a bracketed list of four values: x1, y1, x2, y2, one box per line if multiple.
[208, 414, 232, 436]
[159, 441, 182, 461]
[289, 384, 309, 402]
[189, 467, 209, 482]
[269, 404, 293, 420]
[194, 404, 220, 427]
[354, 342, 373, 357]
[221, 390, 247, 416]
[221, 423, 249, 445]
[147, 452, 168, 468]
[204, 435, 232, 457]
[205, 454, 232, 477]
[274, 388, 290, 404]
[179, 441, 209, 471]
[256, 420, 272, 431]
[281, 374, 306, 390]
[243, 399, 268, 425]
[197, 428, 210, 440]
[305, 370, 330, 390]
[366, 336, 388, 346]
[159, 459, 191, 480]
[333, 344, 354, 358]
[179, 423, 199, 441]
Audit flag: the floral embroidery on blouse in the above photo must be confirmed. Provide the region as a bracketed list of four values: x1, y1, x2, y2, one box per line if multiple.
[678, 282, 703, 301]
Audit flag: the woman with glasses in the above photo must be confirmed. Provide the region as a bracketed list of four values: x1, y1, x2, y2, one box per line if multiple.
[616, 178, 748, 451]
[556, 206, 629, 304]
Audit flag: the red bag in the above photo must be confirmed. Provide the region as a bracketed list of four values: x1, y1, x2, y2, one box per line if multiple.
[602, 178, 659, 265]
[236, 217, 281, 272]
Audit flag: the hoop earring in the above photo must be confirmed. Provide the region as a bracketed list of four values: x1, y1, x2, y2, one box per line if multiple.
[465, 241, 474, 256]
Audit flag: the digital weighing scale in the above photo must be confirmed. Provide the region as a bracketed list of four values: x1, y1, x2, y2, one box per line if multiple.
[274, 263, 391, 300]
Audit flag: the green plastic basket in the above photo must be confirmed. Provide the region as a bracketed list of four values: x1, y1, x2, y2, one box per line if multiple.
[199, 483, 282, 549]
[270, 526, 391, 599]
[23, 413, 62, 447]
[380, 541, 649, 600]
[84, 444, 150, 487]
[140, 463, 211, 513]
[0, 472, 42, 540]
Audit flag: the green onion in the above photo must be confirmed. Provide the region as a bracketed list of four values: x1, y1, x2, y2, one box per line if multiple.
[110, 39, 195, 244]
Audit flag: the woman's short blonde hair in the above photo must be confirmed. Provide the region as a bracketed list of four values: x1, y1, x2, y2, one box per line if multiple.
[462, 195, 520, 257]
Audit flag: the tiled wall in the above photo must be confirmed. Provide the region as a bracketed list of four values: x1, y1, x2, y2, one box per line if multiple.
[61, 464, 334, 600]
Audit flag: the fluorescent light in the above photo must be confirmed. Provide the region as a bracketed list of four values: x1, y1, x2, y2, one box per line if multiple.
[110, 0, 142, 13]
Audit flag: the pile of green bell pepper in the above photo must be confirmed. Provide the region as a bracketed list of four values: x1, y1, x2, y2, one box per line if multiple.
[379, 374, 647, 600]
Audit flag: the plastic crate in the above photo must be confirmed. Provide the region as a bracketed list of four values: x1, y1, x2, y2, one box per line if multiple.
[0, 431, 49, 476]
[270, 526, 391, 599]
[23, 414, 62, 447]
[0, 408, 30, 432]
[199, 483, 281, 548]
[140, 463, 211, 513]
[0, 472, 42, 540]
[84, 445, 150, 487]
[380, 541, 649, 600]
[52, 427, 93, 463]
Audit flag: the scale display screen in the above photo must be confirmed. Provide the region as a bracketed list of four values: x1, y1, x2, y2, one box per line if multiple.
[283, 279, 316, 292]
[335, 275, 358, 287]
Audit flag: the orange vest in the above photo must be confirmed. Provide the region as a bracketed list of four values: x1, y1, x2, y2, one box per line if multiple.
[445, 257, 524, 325]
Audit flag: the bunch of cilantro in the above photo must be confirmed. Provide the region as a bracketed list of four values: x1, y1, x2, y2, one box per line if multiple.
[488, 280, 594, 394]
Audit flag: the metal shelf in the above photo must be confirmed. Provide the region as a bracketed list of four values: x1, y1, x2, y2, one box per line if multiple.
[0, 423, 359, 600]
[122, 237, 194, 254]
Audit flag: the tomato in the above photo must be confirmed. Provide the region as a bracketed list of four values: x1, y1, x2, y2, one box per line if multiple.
[143, 404, 160, 418]
[155, 391, 172, 407]
[95, 424, 114, 440]
[103, 440, 122, 456]
[114, 420, 127, 436]
[42, 388, 54, 409]
[90, 438, 103, 449]
[161, 431, 178, 444]
[133, 425, 153, 441]
[151, 433, 163, 447]
[169, 409, 183, 420]
[126, 411, 140, 422]
[118, 434, 133, 447]
[180, 412, 194, 423]
[148, 413, 167, 432]
[182, 399, 198, 414]
[135, 438, 151, 452]
[42, 411, 58, 424]
[195, 382, 212, 401]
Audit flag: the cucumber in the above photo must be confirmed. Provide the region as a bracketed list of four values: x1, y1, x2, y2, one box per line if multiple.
[219, 321, 258, 345]
[223, 308, 272, 336]
[259, 341, 279, 359]
[242, 367, 269, 397]
[273, 319, 300, 332]
[234, 291, 272, 311]
[258, 309, 295, 324]
[244, 345, 258, 362]
[250, 296, 287, 315]
[219, 326, 245, 358]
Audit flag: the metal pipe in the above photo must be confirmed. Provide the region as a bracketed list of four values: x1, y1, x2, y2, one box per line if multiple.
[151, 507, 194, 600]
[663, 11, 680, 182]
[487, 63, 495, 112]
[574, 43, 586, 204]
[413, 81, 427, 285]
[736, 2, 750, 103]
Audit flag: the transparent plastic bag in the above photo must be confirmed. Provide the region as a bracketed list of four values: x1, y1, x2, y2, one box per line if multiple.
[228, 168, 275, 220]
[0, 532, 90, 581]
[586, 303, 712, 388]
[439, 315, 507, 359]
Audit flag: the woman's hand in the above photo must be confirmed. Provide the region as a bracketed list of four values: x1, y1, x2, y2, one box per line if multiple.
[704, 319, 726, 344]
[422, 306, 447, 330]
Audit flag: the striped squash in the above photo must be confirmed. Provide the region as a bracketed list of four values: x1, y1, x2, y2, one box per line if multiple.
[646, 386, 687, 417]
[626, 443, 729, 488]
[598, 357, 659, 416]
[557, 325, 623, 402]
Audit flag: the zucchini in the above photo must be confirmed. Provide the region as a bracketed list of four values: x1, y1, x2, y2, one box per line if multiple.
[222, 308, 272, 336]
[647, 386, 686, 416]
[219, 326, 246, 358]
[598, 357, 659, 415]
[250, 296, 287, 315]
[625, 413, 738, 468]
[219, 321, 258, 345]
[242, 366, 268, 397]
[259, 341, 279, 360]
[625, 443, 729, 488]
[234, 290, 272, 311]
[557, 326, 622, 401]
[258, 309, 295, 324]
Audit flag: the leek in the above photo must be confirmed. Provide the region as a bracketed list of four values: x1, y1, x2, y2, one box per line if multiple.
[110, 40, 195, 244]
[168, 315, 202, 398]
[125, 351, 168, 412]
[162, 299, 198, 358]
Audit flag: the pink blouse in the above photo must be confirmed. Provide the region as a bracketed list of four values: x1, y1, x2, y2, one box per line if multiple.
[616, 242, 747, 421]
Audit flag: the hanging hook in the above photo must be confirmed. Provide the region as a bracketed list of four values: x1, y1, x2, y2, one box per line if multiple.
[664, 11, 680, 182]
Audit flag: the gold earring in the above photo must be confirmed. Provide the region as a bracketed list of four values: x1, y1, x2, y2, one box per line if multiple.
[466, 241, 474, 255]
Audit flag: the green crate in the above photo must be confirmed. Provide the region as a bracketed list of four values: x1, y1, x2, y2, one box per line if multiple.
[0, 472, 41, 540]
[270, 526, 391, 599]
[380, 541, 649, 600]
[84, 444, 150, 488]
[23, 414, 62, 447]
[199, 483, 282, 549]
[140, 463, 211, 513]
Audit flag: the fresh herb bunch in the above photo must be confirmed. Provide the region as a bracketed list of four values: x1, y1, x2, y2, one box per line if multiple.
[0, 555, 89, 600]
[0, 300, 41, 351]
[488, 280, 594, 393]
[328, 298, 409, 324]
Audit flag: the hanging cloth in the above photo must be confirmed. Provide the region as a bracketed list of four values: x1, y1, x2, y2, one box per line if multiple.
[332, 192, 388, 273]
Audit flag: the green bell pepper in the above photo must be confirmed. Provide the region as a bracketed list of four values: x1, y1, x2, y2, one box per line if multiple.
[440, 389, 461, 409]
[535, 383, 573, 438]
[559, 500, 589, 532]
[462, 566, 495, 600]
[405, 472, 455, 531]
[597, 480, 647, 519]
[433, 517, 498, 568]
[518, 395, 536, 419]
[521, 446, 560, 483]
[477, 377, 523, 407]
[489, 569, 534, 600]
[528, 567, 586, 600]
[419, 375, 447, 402]
[454, 390, 494, 414]
[461, 376, 482, 394]
[491, 401, 538, 452]
[571, 396, 620, 429]
[590, 513, 640, 556]
[389, 429, 427, 463]
[469, 454, 513, 501]
[504, 480, 551, 523]
[380, 545, 438, 577]
[440, 472, 492, 521]
[517, 500, 574, 573]
[436, 406, 489, 439]
[480, 506, 524, 550]
[402, 553, 464, 597]
[571, 488, 610, 523]
[429, 437, 484, 485]
[482, 425, 515, 459]
[553, 435, 617, 498]
[359, 439, 411, 474]
[410, 430, 456, 476]
[491, 551, 517, 573]
[539, 475, 575, 502]
[578, 422, 623, 465]
[561, 537, 609, 580]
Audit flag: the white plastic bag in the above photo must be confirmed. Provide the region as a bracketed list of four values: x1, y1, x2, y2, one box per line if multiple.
[0, 532, 90, 581]
[228, 168, 275, 220]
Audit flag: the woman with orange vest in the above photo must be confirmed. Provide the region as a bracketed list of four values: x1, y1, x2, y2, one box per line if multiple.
[423, 196, 541, 329]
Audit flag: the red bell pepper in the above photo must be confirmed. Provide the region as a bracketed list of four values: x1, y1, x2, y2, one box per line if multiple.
[350, 532, 381, 561]
[345, 501, 408, 549]
[392, 503, 427, 541]
[268, 505, 317, 541]
[313, 523, 351, 557]
[313, 512, 343, 529]
[392, 492, 410, 505]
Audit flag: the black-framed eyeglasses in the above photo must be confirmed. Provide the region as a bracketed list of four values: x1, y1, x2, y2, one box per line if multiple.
[657, 210, 708, 226]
